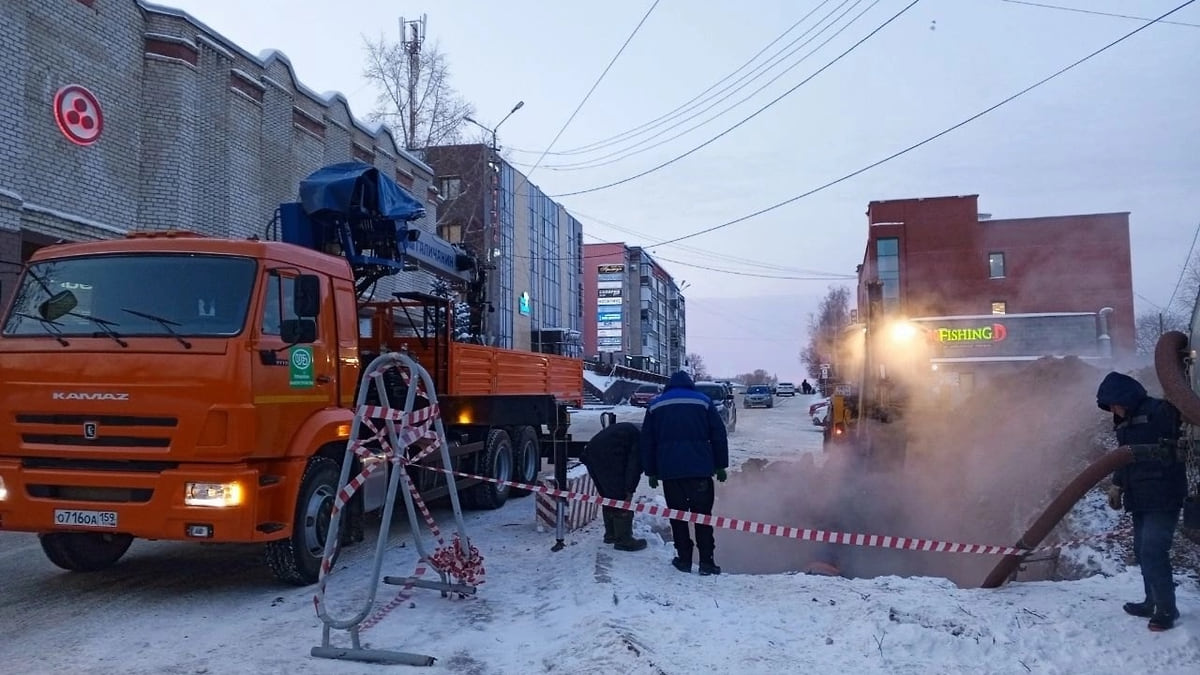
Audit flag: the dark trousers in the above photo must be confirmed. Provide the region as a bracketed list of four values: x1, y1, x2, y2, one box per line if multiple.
[662, 477, 716, 563]
[1132, 510, 1179, 614]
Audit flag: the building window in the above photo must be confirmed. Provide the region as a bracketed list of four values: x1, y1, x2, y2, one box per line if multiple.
[988, 252, 1005, 279]
[437, 222, 462, 243]
[876, 237, 900, 311]
[991, 301, 1006, 315]
[439, 176, 462, 200]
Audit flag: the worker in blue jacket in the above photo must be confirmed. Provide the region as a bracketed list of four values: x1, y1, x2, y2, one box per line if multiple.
[641, 371, 730, 575]
[1097, 371, 1187, 631]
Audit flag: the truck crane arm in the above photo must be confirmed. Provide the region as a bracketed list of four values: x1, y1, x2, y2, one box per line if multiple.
[278, 161, 479, 295]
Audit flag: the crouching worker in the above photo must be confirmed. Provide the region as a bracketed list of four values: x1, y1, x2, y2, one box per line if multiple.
[579, 415, 647, 552]
[1097, 371, 1187, 632]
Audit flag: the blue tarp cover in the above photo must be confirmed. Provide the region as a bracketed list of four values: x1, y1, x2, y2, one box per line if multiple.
[298, 161, 426, 222]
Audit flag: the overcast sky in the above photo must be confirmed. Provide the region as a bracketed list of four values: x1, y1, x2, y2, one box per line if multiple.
[158, 0, 1200, 379]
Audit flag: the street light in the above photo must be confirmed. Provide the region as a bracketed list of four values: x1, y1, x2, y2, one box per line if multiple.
[463, 101, 524, 349]
[464, 100, 524, 151]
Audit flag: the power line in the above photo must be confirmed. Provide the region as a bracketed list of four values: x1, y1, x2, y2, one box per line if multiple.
[533, 0, 878, 172]
[508, 0, 840, 158]
[547, 0, 922, 198]
[520, 0, 660, 185]
[572, 208, 854, 276]
[1166, 221, 1200, 311]
[650, 253, 857, 281]
[1000, 0, 1200, 28]
[635, 0, 1198, 250]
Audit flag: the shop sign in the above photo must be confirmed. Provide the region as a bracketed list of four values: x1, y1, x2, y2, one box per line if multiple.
[519, 291, 531, 316]
[597, 296, 622, 306]
[597, 288, 622, 298]
[936, 324, 1007, 343]
[54, 84, 104, 146]
[598, 310, 622, 322]
[597, 264, 625, 274]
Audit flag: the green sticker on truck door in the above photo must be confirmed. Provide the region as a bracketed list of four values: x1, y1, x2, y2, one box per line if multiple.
[289, 346, 314, 387]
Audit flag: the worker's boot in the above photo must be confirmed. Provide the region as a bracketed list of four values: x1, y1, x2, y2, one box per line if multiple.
[699, 559, 722, 576]
[1123, 600, 1154, 618]
[612, 511, 647, 552]
[602, 509, 616, 545]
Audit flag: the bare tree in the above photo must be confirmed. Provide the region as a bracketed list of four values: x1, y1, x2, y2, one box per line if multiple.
[800, 285, 852, 379]
[735, 369, 776, 386]
[687, 352, 710, 380]
[362, 32, 475, 151]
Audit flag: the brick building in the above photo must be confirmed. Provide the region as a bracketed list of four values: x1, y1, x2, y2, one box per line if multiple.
[856, 194, 1135, 389]
[424, 144, 582, 354]
[0, 0, 443, 309]
[582, 242, 686, 374]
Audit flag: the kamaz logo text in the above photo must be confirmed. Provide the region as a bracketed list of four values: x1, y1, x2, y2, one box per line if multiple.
[52, 392, 130, 401]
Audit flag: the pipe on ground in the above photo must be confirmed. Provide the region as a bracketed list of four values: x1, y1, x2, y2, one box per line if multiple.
[1155, 330, 1200, 426]
[981, 447, 1133, 588]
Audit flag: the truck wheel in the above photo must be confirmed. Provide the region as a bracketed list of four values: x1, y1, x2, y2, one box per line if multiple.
[39, 532, 133, 572]
[468, 428, 513, 510]
[509, 426, 541, 498]
[266, 456, 341, 586]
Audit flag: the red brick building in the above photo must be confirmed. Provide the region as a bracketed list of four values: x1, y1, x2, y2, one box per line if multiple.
[856, 195, 1135, 383]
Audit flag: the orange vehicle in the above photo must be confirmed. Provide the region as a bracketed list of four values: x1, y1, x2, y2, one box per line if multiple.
[0, 162, 583, 584]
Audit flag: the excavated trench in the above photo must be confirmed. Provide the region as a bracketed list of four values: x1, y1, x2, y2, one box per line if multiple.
[706, 356, 1131, 588]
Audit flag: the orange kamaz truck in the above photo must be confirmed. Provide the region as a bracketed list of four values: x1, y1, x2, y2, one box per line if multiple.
[0, 162, 583, 584]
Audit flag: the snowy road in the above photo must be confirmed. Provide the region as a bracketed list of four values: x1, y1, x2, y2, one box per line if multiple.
[2, 394, 1197, 673]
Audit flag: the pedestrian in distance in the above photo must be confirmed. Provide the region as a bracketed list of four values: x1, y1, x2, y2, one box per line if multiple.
[641, 370, 730, 575]
[1096, 371, 1187, 631]
[579, 414, 647, 552]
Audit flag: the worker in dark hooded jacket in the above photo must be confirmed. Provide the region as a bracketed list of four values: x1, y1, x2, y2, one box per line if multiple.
[641, 371, 730, 576]
[579, 418, 647, 552]
[1096, 371, 1187, 631]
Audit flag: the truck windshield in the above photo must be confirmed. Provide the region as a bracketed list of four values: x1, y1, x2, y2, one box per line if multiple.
[2, 254, 258, 338]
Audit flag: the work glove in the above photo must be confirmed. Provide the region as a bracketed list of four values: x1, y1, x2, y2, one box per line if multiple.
[714, 468, 727, 483]
[1107, 485, 1123, 511]
[648, 476, 659, 489]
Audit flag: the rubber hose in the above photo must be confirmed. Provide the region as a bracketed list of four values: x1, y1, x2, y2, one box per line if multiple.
[980, 446, 1133, 589]
[1155, 330, 1200, 426]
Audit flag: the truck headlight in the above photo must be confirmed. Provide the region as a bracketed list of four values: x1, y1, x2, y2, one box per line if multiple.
[0, 476, 7, 501]
[184, 482, 243, 508]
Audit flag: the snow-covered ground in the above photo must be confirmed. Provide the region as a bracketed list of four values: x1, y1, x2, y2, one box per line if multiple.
[2, 393, 1198, 673]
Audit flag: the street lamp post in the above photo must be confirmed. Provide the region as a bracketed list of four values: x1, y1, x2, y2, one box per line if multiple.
[462, 101, 523, 347]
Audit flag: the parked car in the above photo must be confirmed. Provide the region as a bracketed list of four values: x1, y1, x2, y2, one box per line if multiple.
[776, 382, 797, 397]
[744, 384, 774, 409]
[809, 397, 831, 426]
[695, 380, 737, 433]
[629, 383, 661, 407]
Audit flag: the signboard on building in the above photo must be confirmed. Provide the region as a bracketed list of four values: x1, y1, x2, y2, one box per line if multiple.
[598, 310, 622, 322]
[597, 280, 622, 290]
[597, 273, 624, 283]
[913, 314, 1100, 360]
[519, 291, 531, 316]
[597, 329, 622, 338]
[598, 337, 622, 347]
[53, 84, 104, 146]
[597, 320, 623, 330]
[597, 288, 622, 298]
[597, 264, 625, 274]
[597, 296, 622, 306]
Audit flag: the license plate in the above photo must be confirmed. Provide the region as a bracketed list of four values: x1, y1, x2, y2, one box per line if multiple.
[53, 509, 118, 529]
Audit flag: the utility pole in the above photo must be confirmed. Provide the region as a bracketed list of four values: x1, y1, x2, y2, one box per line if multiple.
[399, 14, 426, 151]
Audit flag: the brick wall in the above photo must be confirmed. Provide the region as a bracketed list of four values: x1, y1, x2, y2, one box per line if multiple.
[0, 0, 441, 300]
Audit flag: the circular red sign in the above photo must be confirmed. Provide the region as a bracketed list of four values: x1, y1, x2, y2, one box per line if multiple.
[53, 85, 104, 146]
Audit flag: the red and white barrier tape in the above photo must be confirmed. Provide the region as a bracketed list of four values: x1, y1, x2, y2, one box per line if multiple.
[413, 463, 1128, 557]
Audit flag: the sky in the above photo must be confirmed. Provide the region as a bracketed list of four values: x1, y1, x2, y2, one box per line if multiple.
[155, 0, 1200, 379]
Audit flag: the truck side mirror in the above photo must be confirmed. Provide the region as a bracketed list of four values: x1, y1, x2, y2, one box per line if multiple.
[293, 274, 320, 318]
[280, 318, 317, 345]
